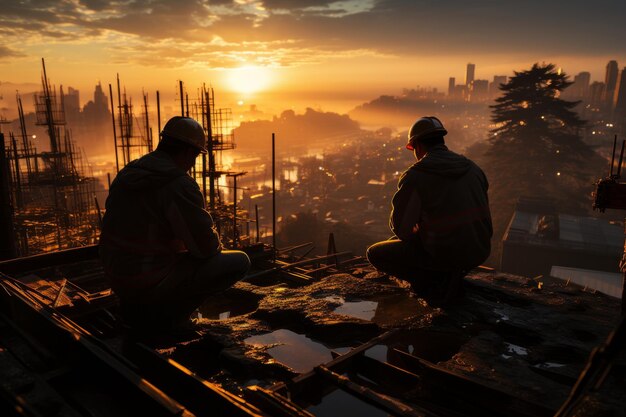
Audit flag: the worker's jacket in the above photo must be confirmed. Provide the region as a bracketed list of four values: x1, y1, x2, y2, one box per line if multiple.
[99, 150, 221, 292]
[390, 144, 492, 270]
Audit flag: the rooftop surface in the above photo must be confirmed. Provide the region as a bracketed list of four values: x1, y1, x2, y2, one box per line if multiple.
[0, 248, 624, 416]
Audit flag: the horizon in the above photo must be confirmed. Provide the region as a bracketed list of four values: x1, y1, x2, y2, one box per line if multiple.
[1, 1, 625, 118]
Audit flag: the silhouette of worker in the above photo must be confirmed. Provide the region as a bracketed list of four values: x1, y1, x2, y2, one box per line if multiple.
[367, 117, 492, 305]
[99, 116, 250, 332]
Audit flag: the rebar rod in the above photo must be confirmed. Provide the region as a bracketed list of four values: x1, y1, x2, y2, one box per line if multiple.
[108, 84, 119, 173]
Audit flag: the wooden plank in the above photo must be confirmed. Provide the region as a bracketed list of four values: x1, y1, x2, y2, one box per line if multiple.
[315, 365, 438, 417]
[391, 348, 555, 417]
[125, 342, 267, 417]
[0, 245, 99, 275]
[245, 386, 315, 417]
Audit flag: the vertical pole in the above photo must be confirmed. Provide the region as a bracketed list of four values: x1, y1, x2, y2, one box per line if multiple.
[108, 84, 119, 173]
[144, 92, 152, 152]
[156, 90, 161, 141]
[185, 93, 189, 118]
[116, 74, 124, 166]
[233, 175, 238, 247]
[0, 133, 17, 260]
[107, 172, 111, 189]
[10, 134, 23, 209]
[94, 195, 103, 229]
[255, 204, 260, 243]
[205, 90, 215, 210]
[179, 80, 184, 117]
[17, 95, 32, 174]
[200, 90, 207, 201]
[272, 133, 276, 259]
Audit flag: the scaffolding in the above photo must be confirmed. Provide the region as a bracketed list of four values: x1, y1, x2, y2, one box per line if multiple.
[2, 59, 99, 256]
[176, 82, 252, 248]
[109, 75, 153, 172]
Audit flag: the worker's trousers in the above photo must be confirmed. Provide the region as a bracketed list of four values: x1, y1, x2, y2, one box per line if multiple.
[366, 238, 466, 304]
[119, 250, 251, 328]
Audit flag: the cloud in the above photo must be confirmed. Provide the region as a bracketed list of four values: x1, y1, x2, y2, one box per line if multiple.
[0, 45, 25, 59]
[0, 0, 624, 70]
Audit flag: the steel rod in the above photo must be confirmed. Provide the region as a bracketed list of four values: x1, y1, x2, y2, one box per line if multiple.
[108, 84, 119, 173]
[272, 133, 276, 260]
[610, 134, 617, 176]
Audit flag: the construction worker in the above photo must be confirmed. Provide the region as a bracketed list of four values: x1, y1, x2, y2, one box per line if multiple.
[367, 116, 492, 305]
[99, 116, 250, 332]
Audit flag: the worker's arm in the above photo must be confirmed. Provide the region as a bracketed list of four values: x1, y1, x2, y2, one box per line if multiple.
[165, 176, 222, 258]
[389, 170, 421, 241]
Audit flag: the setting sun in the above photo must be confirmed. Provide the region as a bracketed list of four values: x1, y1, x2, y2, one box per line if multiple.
[226, 66, 273, 95]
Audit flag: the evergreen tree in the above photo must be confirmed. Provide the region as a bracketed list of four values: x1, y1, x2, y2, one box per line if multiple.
[482, 63, 605, 266]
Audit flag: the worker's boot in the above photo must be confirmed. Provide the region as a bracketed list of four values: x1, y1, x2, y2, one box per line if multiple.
[413, 269, 467, 307]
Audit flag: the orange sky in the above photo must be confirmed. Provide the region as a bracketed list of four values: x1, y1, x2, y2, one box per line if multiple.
[1, 1, 625, 116]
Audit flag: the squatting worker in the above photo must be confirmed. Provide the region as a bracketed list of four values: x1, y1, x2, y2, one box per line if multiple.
[366, 116, 492, 305]
[99, 116, 251, 330]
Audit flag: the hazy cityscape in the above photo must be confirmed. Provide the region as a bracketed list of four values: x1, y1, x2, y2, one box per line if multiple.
[1, 1, 625, 415]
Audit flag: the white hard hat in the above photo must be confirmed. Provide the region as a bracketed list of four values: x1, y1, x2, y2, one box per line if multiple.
[161, 116, 207, 154]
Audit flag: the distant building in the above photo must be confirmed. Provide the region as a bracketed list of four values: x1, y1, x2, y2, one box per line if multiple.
[470, 79, 489, 102]
[453, 85, 467, 101]
[613, 68, 626, 123]
[82, 82, 110, 126]
[501, 197, 622, 277]
[465, 63, 475, 87]
[589, 81, 605, 108]
[604, 60, 619, 109]
[572, 71, 591, 100]
[448, 77, 455, 97]
[64, 87, 80, 115]
[489, 75, 507, 99]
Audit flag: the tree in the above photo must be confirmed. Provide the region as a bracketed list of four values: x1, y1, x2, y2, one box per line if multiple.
[482, 63, 606, 266]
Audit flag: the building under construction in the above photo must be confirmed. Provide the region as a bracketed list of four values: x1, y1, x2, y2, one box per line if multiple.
[109, 78, 255, 249]
[0, 59, 99, 258]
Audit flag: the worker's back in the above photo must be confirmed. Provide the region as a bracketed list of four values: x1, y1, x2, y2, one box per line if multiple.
[99, 150, 217, 294]
[407, 144, 492, 269]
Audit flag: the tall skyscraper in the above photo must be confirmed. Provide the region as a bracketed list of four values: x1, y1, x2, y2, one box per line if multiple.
[613, 67, 626, 120]
[589, 81, 605, 107]
[448, 77, 455, 97]
[573, 72, 591, 99]
[64, 86, 80, 114]
[489, 75, 507, 98]
[470, 80, 489, 102]
[605, 60, 619, 107]
[465, 63, 475, 87]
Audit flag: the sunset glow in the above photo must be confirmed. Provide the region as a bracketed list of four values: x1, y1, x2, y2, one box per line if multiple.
[226, 66, 273, 95]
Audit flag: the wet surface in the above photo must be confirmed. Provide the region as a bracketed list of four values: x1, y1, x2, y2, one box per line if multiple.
[198, 287, 262, 320]
[328, 293, 430, 326]
[244, 329, 335, 373]
[134, 267, 622, 412]
[306, 388, 389, 417]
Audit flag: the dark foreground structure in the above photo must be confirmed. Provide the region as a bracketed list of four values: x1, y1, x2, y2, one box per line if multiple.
[0, 243, 624, 417]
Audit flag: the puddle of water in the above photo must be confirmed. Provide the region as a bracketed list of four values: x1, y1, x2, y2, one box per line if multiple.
[306, 388, 389, 417]
[493, 307, 510, 322]
[328, 293, 428, 325]
[365, 330, 467, 365]
[364, 345, 389, 362]
[333, 347, 352, 355]
[199, 289, 259, 320]
[334, 300, 378, 321]
[534, 362, 566, 369]
[244, 329, 333, 373]
[505, 343, 528, 356]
